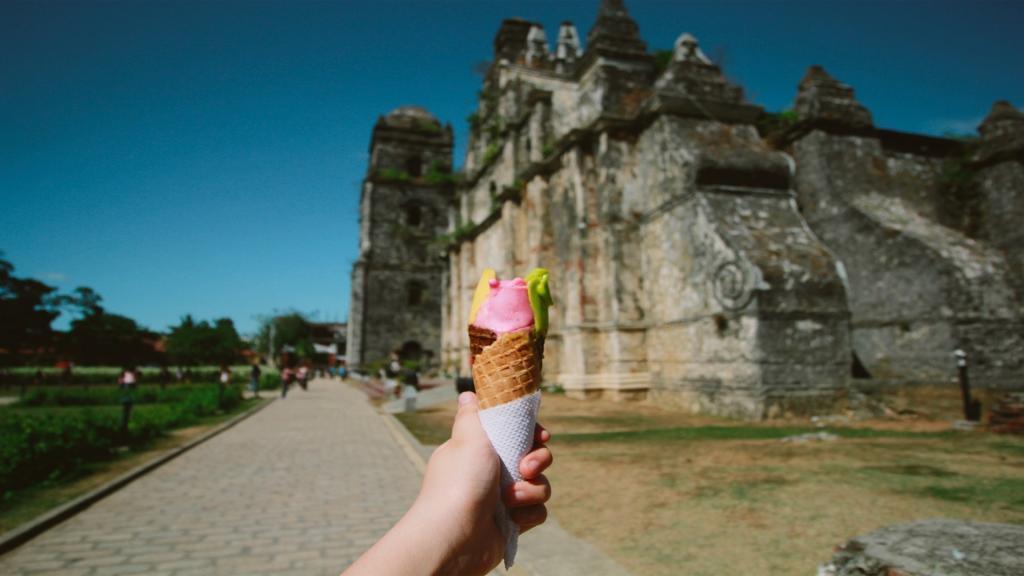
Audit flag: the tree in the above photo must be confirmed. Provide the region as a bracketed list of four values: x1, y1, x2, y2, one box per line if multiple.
[165, 315, 242, 366]
[67, 310, 160, 367]
[0, 254, 61, 364]
[254, 312, 315, 362]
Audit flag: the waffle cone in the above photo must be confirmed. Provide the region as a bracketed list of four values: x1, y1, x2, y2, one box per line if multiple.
[471, 329, 544, 409]
[469, 324, 498, 358]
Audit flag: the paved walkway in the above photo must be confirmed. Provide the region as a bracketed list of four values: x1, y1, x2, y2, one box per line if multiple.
[0, 380, 422, 576]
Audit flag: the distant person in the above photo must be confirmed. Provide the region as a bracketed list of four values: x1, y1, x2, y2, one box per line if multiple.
[218, 365, 231, 408]
[281, 366, 294, 398]
[119, 366, 138, 434]
[384, 351, 401, 398]
[175, 366, 184, 382]
[158, 365, 171, 390]
[249, 364, 262, 398]
[297, 364, 309, 391]
[401, 365, 420, 399]
[339, 360, 349, 381]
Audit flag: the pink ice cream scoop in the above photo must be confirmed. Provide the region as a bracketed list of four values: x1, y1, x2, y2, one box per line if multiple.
[473, 278, 534, 335]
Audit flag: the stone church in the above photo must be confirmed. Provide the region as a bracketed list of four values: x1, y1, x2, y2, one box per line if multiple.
[348, 0, 1023, 418]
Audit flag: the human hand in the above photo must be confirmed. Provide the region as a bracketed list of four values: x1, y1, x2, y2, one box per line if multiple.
[343, 391, 552, 576]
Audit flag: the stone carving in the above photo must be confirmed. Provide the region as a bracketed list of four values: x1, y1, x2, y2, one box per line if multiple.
[712, 261, 754, 311]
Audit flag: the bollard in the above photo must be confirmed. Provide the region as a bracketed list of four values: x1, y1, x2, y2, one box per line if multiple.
[954, 349, 981, 422]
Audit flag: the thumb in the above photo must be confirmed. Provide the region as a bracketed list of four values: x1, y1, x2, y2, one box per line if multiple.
[451, 391, 482, 440]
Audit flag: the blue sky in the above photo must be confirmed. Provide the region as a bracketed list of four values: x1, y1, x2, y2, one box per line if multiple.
[2, 0, 1021, 335]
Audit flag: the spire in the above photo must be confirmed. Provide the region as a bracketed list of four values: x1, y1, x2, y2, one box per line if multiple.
[524, 25, 550, 67]
[975, 100, 1024, 162]
[493, 19, 536, 64]
[555, 21, 581, 74]
[585, 0, 647, 57]
[556, 22, 580, 61]
[978, 100, 1024, 141]
[793, 65, 873, 128]
[654, 33, 743, 105]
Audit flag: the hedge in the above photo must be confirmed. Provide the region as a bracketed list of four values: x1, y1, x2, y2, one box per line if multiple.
[2, 365, 276, 387]
[0, 385, 243, 495]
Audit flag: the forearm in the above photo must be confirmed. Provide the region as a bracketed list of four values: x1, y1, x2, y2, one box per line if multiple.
[343, 499, 461, 576]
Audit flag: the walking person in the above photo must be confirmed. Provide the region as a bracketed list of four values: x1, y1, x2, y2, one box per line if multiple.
[119, 366, 137, 437]
[281, 366, 293, 399]
[297, 364, 309, 391]
[218, 365, 231, 409]
[249, 363, 262, 398]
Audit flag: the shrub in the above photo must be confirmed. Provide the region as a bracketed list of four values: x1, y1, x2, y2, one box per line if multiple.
[482, 142, 501, 166]
[0, 385, 245, 496]
[260, 373, 282, 390]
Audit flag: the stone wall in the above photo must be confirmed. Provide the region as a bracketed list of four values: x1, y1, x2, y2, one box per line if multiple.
[783, 74, 1023, 389]
[375, 1, 1023, 417]
[346, 107, 453, 369]
[440, 4, 853, 417]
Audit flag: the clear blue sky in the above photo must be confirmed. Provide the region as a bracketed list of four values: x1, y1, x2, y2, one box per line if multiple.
[2, 0, 1021, 335]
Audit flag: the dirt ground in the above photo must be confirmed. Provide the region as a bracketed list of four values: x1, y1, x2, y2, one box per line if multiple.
[397, 391, 1024, 576]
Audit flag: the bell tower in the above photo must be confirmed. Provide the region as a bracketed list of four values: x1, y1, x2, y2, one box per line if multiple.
[346, 106, 454, 369]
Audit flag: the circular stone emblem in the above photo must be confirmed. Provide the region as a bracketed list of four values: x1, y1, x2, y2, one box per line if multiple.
[713, 261, 754, 311]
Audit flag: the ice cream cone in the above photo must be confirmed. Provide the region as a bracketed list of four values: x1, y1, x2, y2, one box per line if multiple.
[468, 324, 498, 358]
[465, 267, 552, 569]
[471, 329, 544, 409]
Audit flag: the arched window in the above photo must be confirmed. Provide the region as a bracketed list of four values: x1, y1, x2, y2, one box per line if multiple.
[407, 281, 424, 306]
[406, 204, 422, 227]
[400, 340, 423, 362]
[406, 155, 422, 178]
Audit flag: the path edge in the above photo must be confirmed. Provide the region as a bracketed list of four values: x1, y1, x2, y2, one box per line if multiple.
[0, 397, 276, 557]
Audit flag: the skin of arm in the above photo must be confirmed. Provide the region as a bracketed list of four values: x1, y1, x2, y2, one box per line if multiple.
[344, 392, 553, 576]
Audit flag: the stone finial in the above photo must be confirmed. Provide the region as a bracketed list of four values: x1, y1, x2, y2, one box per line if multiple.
[556, 21, 580, 61]
[654, 32, 743, 105]
[674, 33, 711, 65]
[978, 100, 1024, 140]
[585, 0, 647, 56]
[493, 18, 536, 64]
[525, 25, 550, 66]
[975, 100, 1024, 162]
[793, 65, 873, 127]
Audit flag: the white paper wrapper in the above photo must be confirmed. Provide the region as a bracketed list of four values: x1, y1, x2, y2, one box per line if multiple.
[477, 390, 541, 568]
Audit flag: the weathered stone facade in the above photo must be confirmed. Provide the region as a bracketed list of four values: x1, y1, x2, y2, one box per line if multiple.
[355, 0, 1024, 418]
[346, 107, 453, 368]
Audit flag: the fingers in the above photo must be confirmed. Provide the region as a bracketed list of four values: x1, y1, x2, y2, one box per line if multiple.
[504, 475, 551, 508]
[510, 504, 547, 533]
[519, 445, 553, 480]
[534, 423, 551, 444]
[450, 391, 480, 440]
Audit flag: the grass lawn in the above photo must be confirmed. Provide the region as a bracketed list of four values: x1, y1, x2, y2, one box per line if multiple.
[396, 393, 1024, 576]
[0, 397, 268, 534]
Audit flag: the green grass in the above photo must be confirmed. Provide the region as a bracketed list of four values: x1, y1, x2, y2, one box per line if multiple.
[394, 411, 451, 446]
[0, 398, 264, 533]
[917, 478, 1024, 507]
[554, 425, 954, 444]
[0, 385, 244, 495]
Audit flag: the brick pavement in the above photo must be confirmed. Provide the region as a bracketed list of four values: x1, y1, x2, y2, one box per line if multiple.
[0, 379, 423, 576]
